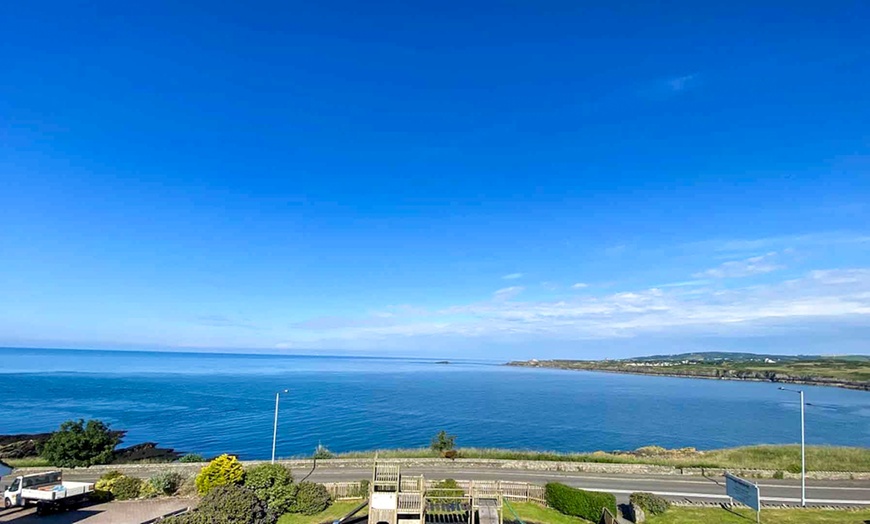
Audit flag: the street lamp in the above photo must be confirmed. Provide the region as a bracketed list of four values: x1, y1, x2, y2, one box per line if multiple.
[272, 389, 289, 464]
[778, 387, 806, 507]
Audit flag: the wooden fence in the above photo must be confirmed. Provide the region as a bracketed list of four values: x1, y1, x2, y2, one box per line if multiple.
[323, 480, 546, 505]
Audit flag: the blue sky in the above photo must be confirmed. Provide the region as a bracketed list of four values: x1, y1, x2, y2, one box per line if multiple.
[1, 1, 869, 358]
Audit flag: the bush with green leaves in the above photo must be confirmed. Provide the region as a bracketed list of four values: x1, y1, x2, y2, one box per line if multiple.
[38, 419, 120, 467]
[244, 463, 296, 513]
[149, 471, 184, 495]
[93, 470, 124, 501]
[629, 492, 670, 516]
[139, 481, 159, 499]
[195, 454, 245, 495]
[167, 484, 276, 524]
[350, 479, 370, 498]
[178, 453, 205, 463]
[111, 476, 144, 501]
[289, 481, 331, 515]
[430, 430, 456, 453]
[545, 482, 617, 522]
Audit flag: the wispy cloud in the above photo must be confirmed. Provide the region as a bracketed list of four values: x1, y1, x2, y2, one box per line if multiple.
[289, 268, 870, 346]
[694, 252, 784, 279]
[502, 273, 524, 280]
[493, 286, 524, 301]
[194, 314, 259, 330]
[571, 283, 588, 289]
[665, 74, 698, 92]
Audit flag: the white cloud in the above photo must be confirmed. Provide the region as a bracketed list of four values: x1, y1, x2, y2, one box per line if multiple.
[502, 273, 524, 280]
[694, 252, 784, 279]
[493, 286, 524, 301]
[571, 283, 588, 289]
[288, 267, 870, 346]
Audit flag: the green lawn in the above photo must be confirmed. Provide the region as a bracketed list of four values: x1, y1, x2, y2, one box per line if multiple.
[646, 507, 870, 524]
[504, 502, 591, 524]
[277, 500, 366, 524]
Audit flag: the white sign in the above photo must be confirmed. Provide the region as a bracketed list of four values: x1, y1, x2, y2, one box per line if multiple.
[725, 472, 761, 511]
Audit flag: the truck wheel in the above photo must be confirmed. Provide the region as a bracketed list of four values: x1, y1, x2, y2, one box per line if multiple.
[36, 502, 45, 515]
[4, 498, 11, 509]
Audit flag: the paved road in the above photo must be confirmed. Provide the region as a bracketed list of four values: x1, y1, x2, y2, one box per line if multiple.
[51, 466, 870, 508]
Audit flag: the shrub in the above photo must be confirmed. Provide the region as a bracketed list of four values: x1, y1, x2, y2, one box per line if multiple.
[773, 470, 785, 479]
[787, 463, 802, 474]
[150, 471, 184, 495]
[289, 481, 331, 515]
[430, 430, 456, 453]
[195, 454, 245, 495]
[629, 492, 670, 516]
[545, 482, 617, 522]
[245, 463, 296, 513]
[94, 471, 122, 502]
[111, 476, 144, 500]
[178, 453, 205, 463]
[139, 481, 159, 499]
[38, 419, 120, 467]
[350, 479, 370, 498]
[198, 484, 276, 524]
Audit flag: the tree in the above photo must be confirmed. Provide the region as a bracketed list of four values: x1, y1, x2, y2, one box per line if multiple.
[195, 454, 245, 495]
[39, 419, 120, 467]
[430, 430, 456, 453]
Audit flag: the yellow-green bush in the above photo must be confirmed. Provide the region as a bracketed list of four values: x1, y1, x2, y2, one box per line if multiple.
[195, 454, 245, 495]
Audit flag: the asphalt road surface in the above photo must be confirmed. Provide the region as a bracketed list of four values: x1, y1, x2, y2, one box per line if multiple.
[50, 466, 870, 508]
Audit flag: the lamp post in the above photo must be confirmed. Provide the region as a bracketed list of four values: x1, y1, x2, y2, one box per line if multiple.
[778, 387, 806, 507]
[272, 389, 289, 464]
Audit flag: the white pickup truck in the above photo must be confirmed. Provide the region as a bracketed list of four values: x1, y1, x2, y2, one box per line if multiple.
[3, 471, 94, 515]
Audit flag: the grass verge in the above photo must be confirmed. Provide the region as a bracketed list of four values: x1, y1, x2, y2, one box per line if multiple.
[277, 500, 365, 524]
[504, 501, 590, 523]
[646, 506, 870, 524]
[4, 457, 51, 468]
[334, 445, 870, 472]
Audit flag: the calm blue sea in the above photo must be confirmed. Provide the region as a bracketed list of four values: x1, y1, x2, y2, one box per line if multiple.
[0, 348, 867, 459]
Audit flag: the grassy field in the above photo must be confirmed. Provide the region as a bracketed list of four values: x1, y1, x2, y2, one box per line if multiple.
[276, 501, 364, 524]
[4, 456, 51, 468]
[334, 444, 870, 472]
[646, 506, 870, 524]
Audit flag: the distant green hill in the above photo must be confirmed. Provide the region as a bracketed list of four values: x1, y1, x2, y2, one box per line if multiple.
[508, 352, 870, 391]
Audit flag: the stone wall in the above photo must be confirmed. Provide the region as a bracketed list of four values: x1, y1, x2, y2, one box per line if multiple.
[10, 457, 870, 481]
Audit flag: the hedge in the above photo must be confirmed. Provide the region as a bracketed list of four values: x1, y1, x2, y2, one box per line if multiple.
[545, 482, 617, 522]
[629, 492, 670, 516]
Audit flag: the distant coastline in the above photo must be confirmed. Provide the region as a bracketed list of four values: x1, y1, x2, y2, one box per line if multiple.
[507, 353, 870, 392]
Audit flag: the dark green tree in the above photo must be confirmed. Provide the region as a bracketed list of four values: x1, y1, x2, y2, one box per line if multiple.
[39, 419, 120, 467]
[430, 430, 456, 453]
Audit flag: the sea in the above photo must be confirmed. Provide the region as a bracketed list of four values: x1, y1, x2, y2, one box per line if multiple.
[0, 347, 867, 460]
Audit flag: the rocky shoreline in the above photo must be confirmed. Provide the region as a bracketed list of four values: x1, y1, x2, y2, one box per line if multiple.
[0, 431, 182, 463]
[507, 360, 870, 391]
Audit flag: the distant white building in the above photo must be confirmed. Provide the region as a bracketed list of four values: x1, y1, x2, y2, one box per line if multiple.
[764, 358, 776, 364]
